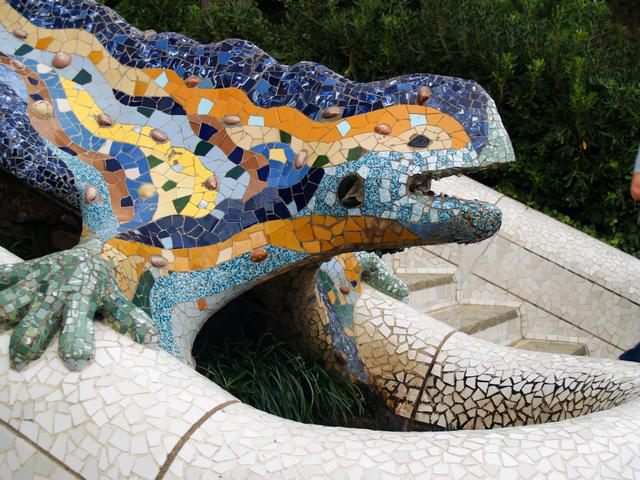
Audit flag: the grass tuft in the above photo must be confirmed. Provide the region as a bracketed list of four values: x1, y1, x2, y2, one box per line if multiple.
[193, 325, 366, 427]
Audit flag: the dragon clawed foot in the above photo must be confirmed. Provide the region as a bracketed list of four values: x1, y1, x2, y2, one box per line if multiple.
[355, 251, 410, 302]
[0, 238, 156, 371]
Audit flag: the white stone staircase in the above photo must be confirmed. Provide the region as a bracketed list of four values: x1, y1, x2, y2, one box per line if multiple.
[509, 338, 588, 356]
[399, 271, 589, 356]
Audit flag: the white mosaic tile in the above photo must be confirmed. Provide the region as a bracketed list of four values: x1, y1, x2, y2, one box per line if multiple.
[0, 307, 639, 478]
[353, 285, 640, 430]
[165, 397, 640, 479]
[0, 325, 236, 479]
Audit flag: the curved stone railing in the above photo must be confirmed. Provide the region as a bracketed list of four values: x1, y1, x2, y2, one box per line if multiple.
[2, 245, 640, 478]
[2, 312, 640, 478]
[390, 175, 640, 358]
[352, 283, 640, 430]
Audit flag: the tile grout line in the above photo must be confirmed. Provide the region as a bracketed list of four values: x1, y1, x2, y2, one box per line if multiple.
[155, 399, 240, 480]
[407, 329, 459, 427]
[0, 418, 85, 480]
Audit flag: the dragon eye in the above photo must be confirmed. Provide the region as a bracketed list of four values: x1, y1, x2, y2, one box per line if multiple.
[337, 173, 365, 209]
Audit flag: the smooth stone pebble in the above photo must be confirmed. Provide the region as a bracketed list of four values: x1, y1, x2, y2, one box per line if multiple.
[12, 29, 28, 40]
[150, 255, 168, 267]
[84, 186, 98, 203]
[375, 123, 391, 135]
[10, 59, 25, 70]
[223, 115, 241, 125]
[417, 86, 432, 105]
[185, 75, 201, 88]
[30, 100, 53, 119]
[138, 183, 157, 199]
[321, 106, 341, 119]
[250, 248, 268, 262]
[96, 113, 113, 127]
[295, 151, 307, 169]
[204, 175, 217, 190]
[151, 129, 168, 143]
[52, 52, 72, 69]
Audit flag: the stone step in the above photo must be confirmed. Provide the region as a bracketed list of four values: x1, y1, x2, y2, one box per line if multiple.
[510, 339, 589, 356]
[400, 273, 457, 311]
[427, 304, 522, 346]
[401, 273, 455, 291]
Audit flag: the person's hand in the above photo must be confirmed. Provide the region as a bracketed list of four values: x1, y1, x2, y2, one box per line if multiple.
[631, 172, 640, 201]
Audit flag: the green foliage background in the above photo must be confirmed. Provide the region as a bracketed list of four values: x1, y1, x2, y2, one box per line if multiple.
[103, 0, 640, 256]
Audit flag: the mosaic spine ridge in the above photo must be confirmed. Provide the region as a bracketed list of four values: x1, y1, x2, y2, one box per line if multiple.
[6, 0, 495, 154]
[0, 80, 80, 206]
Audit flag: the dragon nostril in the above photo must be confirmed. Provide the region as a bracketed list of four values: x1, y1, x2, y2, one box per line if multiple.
[408, 135, 431, 148]
[337, 173, 365, 209]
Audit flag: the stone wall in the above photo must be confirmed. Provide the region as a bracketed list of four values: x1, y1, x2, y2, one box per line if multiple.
[388, 176, 640, 358]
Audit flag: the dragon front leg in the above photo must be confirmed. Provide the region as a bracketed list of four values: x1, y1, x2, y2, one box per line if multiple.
[0, 77, 157, 371]
[0, 237, 156, 371]
[354, 251, 410, 302]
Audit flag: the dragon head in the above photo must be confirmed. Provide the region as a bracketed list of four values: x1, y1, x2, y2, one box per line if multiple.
[220, 73, 515, 260]
[110, 65, 514, 356]
[296, 81, 513, 251]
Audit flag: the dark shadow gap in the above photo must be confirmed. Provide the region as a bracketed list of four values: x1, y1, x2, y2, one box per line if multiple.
[0, 168, 81, 259]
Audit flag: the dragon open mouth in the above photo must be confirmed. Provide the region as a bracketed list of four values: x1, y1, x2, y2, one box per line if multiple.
[405, 172, 459, 208]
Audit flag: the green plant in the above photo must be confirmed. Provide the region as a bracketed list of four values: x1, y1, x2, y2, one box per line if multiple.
[0, 238, 37, 260]
[192, 325, 366, 426]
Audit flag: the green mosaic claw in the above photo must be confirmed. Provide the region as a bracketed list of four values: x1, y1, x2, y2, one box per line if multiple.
[355, 252, 410, 301]
[0, 263, 35, 289]
[0, 237, 156, 371]
[102, 290, 156, 343]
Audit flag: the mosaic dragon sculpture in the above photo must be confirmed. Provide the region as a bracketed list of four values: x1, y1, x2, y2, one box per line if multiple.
[1, 0, 640, 456]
